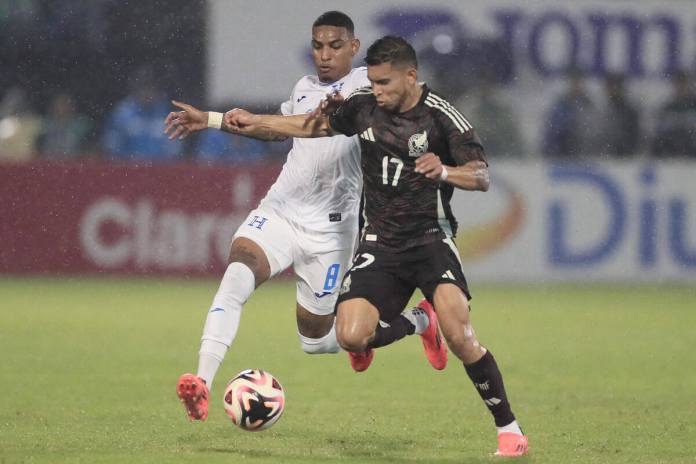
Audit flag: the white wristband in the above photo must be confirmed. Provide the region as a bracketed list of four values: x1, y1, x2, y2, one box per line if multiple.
[439, 166, 449, 181]
[207, 112, 223, 130]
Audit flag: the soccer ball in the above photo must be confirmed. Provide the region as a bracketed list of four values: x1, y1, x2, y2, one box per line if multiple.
[223, 369, 285, 431]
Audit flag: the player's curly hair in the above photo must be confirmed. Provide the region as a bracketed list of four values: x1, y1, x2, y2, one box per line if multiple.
[365, 36, 418, 69]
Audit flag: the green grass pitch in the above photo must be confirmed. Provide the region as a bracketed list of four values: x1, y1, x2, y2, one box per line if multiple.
[1, 277, 695, 463]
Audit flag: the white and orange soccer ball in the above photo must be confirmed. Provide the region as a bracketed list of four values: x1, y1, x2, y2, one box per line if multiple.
[223, 369, 285, 431]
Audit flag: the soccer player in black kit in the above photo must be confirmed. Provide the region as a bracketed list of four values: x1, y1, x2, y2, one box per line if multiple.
[226, 35, 529, 457]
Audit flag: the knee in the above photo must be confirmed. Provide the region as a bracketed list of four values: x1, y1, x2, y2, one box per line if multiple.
[338, 339, 365, 352]
[228, 239, 270, 285]
[433, 295, 472, 350]
[435, 307, 475, 350]
[336, 325, 371, 352]
[442, 323, 484, 363]
[334, 299, 380, 352]
[444, 330, 476, 350]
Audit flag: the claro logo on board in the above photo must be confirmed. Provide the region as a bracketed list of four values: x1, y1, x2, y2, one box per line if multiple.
[79, 197, 243, 270]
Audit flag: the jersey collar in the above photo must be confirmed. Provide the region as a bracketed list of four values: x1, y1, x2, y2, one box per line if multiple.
[397, 83, 430, 116]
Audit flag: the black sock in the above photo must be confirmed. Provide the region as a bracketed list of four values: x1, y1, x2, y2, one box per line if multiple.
[464, 350, 516, 427]
[367, 315, 415, 349]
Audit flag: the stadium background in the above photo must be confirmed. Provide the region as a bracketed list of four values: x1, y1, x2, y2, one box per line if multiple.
[1, 1, 695, 463]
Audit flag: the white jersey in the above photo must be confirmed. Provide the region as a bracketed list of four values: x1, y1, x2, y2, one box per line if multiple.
[258, 67, 369, 233]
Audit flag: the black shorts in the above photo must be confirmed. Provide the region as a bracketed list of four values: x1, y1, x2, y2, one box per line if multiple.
[336, 238, 471, 322]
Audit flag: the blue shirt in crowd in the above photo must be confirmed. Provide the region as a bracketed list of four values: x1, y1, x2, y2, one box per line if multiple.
[102, 97, 182, 161]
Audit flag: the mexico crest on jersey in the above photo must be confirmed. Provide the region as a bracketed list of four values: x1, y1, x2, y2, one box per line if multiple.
[408, 130, 428, 157]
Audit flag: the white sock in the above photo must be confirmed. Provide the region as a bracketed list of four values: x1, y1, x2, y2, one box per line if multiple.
[402, 307, 430, 335]
[298, 323, 341, 354]
[196, 262, 255, 390]
[197, 340, 227, 390]
[497, 420, 523, 436]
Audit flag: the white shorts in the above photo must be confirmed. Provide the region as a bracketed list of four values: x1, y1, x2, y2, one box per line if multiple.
[233, 208, 357, 316]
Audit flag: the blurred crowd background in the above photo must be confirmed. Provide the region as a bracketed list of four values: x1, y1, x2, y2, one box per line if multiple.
[0, 0, 291, 164]
[1, 0, 696, 164]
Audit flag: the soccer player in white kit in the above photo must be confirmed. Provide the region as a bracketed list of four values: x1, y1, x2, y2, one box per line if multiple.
[164, 12, 445, 421]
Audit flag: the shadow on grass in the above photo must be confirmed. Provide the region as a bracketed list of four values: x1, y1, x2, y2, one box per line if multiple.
[197, 434, 519, 464]
[202, 446, 479, 463]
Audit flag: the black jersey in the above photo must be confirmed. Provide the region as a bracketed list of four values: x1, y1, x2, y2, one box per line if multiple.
[329, 84, 487, 252]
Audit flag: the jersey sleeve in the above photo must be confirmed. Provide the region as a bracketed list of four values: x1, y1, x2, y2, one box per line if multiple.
[280, 99, 293, 116]
[328, 89, 368, 136]
[434, 103, 488, 166]
[281, 78, 304, 116]
[449, 128, 487, 166]
[351, 67, 370, 89]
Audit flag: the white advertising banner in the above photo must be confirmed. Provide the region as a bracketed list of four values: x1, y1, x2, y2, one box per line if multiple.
[208, 0, 696, 121]
[452, 161, 696, 282]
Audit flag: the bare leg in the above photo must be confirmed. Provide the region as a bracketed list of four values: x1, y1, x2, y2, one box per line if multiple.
[228, 237, 271, 288]
[433, 283, 485, 364]
[434, 283, 519, 430]
[335, 298, 380, 352]
[296, 304, 334, 337]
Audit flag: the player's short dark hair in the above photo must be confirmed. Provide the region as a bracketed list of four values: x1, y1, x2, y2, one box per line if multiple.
[365, 36, 418, 69]
[313, 11, 354, 36]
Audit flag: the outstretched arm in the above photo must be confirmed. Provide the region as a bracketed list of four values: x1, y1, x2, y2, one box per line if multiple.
[164, 100, 288, 141]
[415, 153, 490, 191]
[221, 108, 290, 141]
[225, 109, 335, 139]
